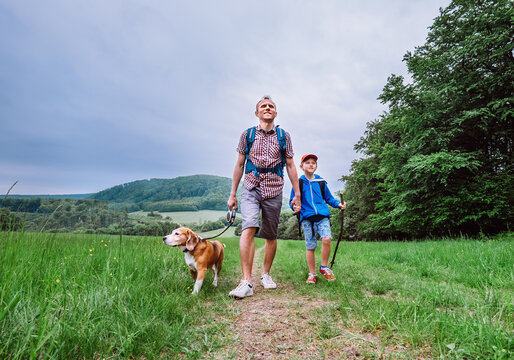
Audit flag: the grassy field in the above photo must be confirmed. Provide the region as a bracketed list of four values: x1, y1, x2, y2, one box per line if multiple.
[129, 210, 228, 224]
[0, 231, 512, 359]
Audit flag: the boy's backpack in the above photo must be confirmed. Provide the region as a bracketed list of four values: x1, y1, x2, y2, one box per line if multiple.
[244, 126, 287, 177]
[297, 179, 326, 238]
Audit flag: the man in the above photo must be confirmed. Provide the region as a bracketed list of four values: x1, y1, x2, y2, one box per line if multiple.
[227, 95, 301, 299]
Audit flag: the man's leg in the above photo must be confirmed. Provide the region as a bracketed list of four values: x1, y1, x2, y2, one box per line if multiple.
[239, 187, 261, 281]
[262, 238, 277, 275]
[259, 193, 282, 277]
[229, 188, 260, 299]
[240, 227, 257, 281]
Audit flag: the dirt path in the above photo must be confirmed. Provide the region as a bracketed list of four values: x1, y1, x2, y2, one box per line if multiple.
[206, 246, 393, 360]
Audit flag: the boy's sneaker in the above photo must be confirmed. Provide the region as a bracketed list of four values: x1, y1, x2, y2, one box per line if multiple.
[229, 280, 253, 299]
[306, 273, 317, 284]
[319, 266, 336, 281]
[260, 273, 277, 289]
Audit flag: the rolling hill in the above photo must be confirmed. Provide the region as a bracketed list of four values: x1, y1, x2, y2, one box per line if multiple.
[88, 175, 232, 212]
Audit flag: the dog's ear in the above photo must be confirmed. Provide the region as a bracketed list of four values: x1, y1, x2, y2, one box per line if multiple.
[185, 230, 199, 251]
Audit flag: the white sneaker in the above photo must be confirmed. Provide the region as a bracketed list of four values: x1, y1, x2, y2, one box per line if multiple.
[229, 280, 254, 299]
[260, 273, 277, 289]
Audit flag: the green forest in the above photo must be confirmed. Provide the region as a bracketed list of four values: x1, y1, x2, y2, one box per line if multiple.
[341, 0, 513, 240]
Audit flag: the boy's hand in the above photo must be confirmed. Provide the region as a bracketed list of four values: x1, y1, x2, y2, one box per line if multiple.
[291, 195, 301, 214]
[339, 202, 347, 211]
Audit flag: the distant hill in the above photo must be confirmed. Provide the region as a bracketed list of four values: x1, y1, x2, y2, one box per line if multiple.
[4, 174, 297, 213]
[88, 175, 232, 212]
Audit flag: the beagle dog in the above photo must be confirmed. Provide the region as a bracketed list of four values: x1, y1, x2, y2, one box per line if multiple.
[163, 227, 225, 295]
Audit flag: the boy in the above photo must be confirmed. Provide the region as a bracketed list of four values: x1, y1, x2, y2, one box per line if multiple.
[289, 154, 346, 284]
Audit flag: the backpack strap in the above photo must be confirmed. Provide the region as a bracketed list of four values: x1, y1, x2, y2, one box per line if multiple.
[244, 126, 258, 176]
[276, 126, 287, 170]
[244, 126, 287, 178]
[319, 180, 326, 200]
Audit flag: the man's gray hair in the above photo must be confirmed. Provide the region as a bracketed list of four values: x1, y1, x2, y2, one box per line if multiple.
[256, 95, 276, 111]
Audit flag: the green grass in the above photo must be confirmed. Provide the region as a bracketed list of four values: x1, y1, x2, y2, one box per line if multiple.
[273, 234, 514, 359]
[0, 231, 242, 359]
[0, 231, 512, 359]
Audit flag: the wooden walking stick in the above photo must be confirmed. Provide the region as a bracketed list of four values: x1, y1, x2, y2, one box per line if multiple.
[329, 192, 345, 268]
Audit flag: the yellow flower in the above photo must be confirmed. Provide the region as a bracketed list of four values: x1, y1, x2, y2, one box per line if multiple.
[109, 273, 113, 276]
[56, 279, 60, 283]
[104, 244, 107, 247]
[89, 249, 93, 252]
[90, 254, 93, 257]
[113, 257, 117, 260]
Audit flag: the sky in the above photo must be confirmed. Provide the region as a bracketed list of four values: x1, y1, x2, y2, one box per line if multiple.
[0, 0, 450, 196]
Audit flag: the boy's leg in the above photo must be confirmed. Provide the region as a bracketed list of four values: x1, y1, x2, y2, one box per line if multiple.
[306, 249, 316, 274]
[320, 237, 331, 267]
[302, 220, 318, 277]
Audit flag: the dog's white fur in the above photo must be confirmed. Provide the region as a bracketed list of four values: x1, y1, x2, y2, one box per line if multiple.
[163, 227, 225, 295]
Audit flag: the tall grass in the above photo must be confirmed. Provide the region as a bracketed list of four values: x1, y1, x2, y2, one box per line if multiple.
[0, 231, 240, 359]
[273, 233, 513, 359]
[1, 231, 512, 359]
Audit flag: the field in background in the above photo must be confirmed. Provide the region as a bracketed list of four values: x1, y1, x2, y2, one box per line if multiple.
[0, 231, 512, 359]
[130, 210, 228, 224]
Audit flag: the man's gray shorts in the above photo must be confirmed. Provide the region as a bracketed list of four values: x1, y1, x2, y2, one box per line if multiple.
[241, 187, 282, 240]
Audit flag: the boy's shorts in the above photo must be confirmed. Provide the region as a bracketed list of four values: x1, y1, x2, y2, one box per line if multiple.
[241, 186, 282, 240]
[302, 217, 332, 250]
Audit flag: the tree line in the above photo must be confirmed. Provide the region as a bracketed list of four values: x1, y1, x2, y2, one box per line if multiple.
[0, 198, 244, 237]
[341, 0, 513, 240]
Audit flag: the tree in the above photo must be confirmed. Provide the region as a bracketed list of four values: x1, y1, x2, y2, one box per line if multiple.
[343, 0, 513, 239]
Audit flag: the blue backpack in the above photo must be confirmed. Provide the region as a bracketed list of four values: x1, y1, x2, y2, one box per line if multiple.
[244, 126, 287, 177]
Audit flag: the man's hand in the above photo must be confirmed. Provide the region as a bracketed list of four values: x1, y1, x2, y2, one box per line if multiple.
[339, 202, 347, 211]
[227, 194, 238, 211]
[291, 195, 301, 214]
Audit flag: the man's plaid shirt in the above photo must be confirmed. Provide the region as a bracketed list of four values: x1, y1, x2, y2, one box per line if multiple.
[236, 124, 294, 199]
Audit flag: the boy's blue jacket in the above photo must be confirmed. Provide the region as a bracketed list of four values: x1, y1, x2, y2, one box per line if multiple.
[289, 174, 341, 223]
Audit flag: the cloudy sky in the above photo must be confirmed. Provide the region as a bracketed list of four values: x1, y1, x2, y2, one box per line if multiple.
[1, 0, 450, 195]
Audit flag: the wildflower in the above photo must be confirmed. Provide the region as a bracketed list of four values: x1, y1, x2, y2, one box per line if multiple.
[56, 279, 60, 283]
[90, 254, 93, 257]
[114, 257, 117, 260]
[89, 249, 93, 252]
[109, 273, 113, 276]
[104, 244, 107, 247]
